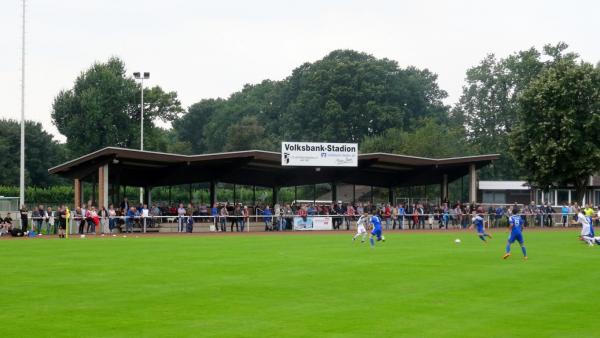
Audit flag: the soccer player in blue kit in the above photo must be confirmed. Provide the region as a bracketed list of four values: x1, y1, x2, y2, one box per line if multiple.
[369, 210, 385, 247]
[471, 212, 492, 243]
[503, 208, 527, 260]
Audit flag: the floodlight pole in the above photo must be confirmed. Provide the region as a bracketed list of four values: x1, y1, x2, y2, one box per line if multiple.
[133, 72, 149, 204]
[19, 0, 26, 208]
[140, 76, 144, 151]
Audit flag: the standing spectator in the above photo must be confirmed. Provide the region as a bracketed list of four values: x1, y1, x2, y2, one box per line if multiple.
[90, 206, 100, 234]
[108, 204, 117, 233]
[398, 204, 406, 230]
[383, 204, 392, 230]
[561, 203, 569, 227]
[219, 204, 229, 232]
[74, 206, 84, 234]
[232, 205, 241, 232]
[120, 197, 129, 213]
[125, 207, 138, 233]
[284, 204, 294, 231]
[441, 203, 450, 229]
[263, 205, 273, 231]
[345, 204, 355, 230]
[241, 206, 249, 232]
[418, 204, 426, 229]
[150, 204, 161, 228]
[545, 203, 555, 227]
[99, 206, 109, 234]
[526, 201, 536, 227]
[298, 204, 308, 225]
[46, 206, 55, 235]
[391, 205, 399, 230]
[57, 206, 67, 238]
[177, 203, 186, 233]
[78, 205, 87, 233]
[494, 205, 504, 228]
[36, 205, 46, 234]
[276, 206, 286, 231]
[85, 206, 93, 233]
[211, 203, 219, 231]
[141, 204, 150, 230]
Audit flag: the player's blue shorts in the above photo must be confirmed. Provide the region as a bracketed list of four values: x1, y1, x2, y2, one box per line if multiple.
[476, 225, 484, 234]
[508, 232, 524, 244]
[371, 228, 382, 239]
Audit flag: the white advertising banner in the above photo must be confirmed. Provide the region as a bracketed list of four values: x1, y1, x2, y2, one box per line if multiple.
[281, 142, 358, 167]
[293, 216, 333, 230]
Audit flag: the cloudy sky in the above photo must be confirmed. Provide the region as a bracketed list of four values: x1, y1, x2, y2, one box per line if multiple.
[1, 0, 598, 141]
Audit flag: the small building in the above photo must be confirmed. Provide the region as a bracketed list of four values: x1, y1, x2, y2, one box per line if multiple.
[478, 181, 531, 205]
[479, 178, 600, 206]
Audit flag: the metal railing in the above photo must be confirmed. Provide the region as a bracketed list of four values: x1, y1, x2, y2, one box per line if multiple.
[1, 212, 593, 237]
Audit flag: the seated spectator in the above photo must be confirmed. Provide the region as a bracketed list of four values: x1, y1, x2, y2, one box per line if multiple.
[0, 214, 6, 236]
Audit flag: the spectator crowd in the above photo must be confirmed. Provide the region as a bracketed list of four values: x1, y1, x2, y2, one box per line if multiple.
[2, 198, 599, 237]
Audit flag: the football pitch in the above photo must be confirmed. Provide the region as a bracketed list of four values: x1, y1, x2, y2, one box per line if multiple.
[0, 230, 596, 338]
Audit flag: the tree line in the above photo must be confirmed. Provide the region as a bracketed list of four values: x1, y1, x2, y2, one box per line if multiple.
[3, 43, 599, 201]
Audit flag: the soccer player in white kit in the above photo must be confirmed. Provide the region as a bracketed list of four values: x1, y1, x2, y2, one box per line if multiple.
[577, 209, 600, 246]
[352, 212, 369, 243]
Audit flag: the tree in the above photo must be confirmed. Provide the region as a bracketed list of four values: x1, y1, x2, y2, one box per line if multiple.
[51, 57, 183, 156]
[0, 119, 67, 186]
[510, 59, 600, 203]
[172, 99, 225, 153]
[174, 49, 448, 153]
[280, 50, 448, 143]
[361, 118, 474, 158]
[223, 116, 275, 151]
[454, 42, 576, 179]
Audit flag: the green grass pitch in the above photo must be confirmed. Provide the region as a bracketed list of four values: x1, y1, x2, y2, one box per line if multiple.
[0, 230, 596, 337]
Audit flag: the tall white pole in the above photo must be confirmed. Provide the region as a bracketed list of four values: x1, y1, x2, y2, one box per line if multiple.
[140, 77, 144, 151]
[19, 0, 26, 208]
[139, 78, 144, 203]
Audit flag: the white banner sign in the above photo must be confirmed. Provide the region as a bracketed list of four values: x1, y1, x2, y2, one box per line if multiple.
[293, 216, 333, 230]
[281, 142, 358, 167]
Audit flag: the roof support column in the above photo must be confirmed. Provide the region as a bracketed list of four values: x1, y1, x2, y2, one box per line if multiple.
[144, 185, 151, 206]
[233, 184, 237, 205]
[331, 182, 337, 203]
[469, 164, 477, 203]
[98, 164, 109, 210]
[74, 178, 82, 208]
[209, 181, 216, 207]
[441, 174, 448, 204]
[272, 186, 279, 206]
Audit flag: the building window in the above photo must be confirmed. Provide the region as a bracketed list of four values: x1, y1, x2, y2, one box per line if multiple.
[557, 190, 570, 205]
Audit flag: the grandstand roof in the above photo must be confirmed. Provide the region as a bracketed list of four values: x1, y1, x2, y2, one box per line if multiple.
[49, 147, 499, 188]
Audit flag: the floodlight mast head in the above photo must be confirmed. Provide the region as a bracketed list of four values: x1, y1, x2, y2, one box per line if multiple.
[133, 72, 141, 79]
[143, 72, 150, 79]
